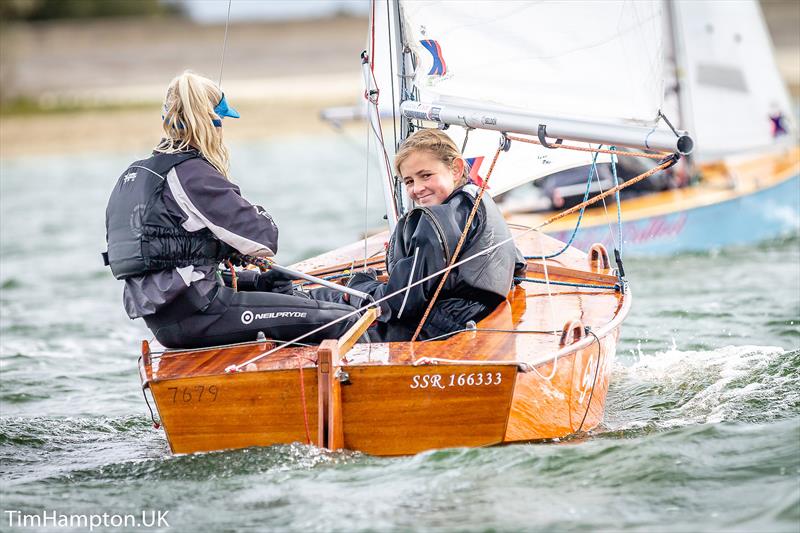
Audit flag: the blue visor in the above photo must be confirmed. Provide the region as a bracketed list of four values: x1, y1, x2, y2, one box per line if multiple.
[214, 93, 240, 120]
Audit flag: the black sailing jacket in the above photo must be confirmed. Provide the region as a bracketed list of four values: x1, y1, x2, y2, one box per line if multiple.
[105, 150, 279, 318]
[347, 184, 525, 339]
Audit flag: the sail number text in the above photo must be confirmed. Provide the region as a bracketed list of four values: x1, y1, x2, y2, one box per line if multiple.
[410, 372, 502, 390]
[167, 385, 218, 403]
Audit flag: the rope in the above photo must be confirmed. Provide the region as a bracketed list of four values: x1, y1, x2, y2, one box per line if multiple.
[362, 52, 396, 219]
[575, 330, 602, 433]
[532, 230, 560, 380]
[148, 337, 313, 359]
[460, 128, 472, 154]
[610, 146, 623, 256]
[296, 354, 312, 445]
[505, 135, 668, 160]
[514, 277, 619, 291]
[592, 154, 619, 253]
[523, 147, 601, 260]
[369, 0, 376, 75]
[363, 96, 372, 268]
[217, 0, 232, 87]
[385, 0, 399, 153]
[139, 357, 161, 429]
[225, 260, 238, 292]
[410, 143, 504, 342]
[536, 156, 677, 230]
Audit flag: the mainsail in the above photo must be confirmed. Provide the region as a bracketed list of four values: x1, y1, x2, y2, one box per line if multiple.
[367, 0, 690, 216]
[402, 1, 665, 125]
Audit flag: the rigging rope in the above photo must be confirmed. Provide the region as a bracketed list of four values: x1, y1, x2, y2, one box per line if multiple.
[575, 330, 602, 434]
[217, 0, 232, 87]
[523, 147, 601, 260]
[363, 97, 372, 268]
[505, 135, 668, 160]
[385, 0, 399, 154]
[530, 229, 561, 381]
[362, 50, 396, 219]
[225, 260, 238, 292]
[514, 277, 619, 291]
[410, 142, 504, 342]
[535, 155, 677, 229]
[592, 154, 620, 253]
[610, 146, 623, 256]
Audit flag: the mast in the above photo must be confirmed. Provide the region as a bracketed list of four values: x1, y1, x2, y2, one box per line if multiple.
[665, 0, 696, 174]
[387, 0, 412, 220]
[392, 0, 414, 150]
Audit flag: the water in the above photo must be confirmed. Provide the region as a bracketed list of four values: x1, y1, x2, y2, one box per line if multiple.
[1, 134, 798, 532]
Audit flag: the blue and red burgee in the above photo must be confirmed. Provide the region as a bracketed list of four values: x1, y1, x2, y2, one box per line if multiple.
[466, 156, 489, 188]
[770, 112, 788, 137]
[421, 40, 447, 76]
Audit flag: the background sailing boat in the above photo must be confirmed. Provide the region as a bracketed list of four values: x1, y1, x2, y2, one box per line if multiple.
[500, 0, 799, 254]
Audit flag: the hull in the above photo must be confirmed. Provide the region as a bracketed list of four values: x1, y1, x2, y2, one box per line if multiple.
[140, 232, 629, 456]
[508, 147, 800, 255]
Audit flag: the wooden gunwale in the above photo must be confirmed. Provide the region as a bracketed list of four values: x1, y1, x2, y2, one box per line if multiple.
[520, 283, 629, 369]
[306, 257, 386, 278]
[524, 261, 620, 285]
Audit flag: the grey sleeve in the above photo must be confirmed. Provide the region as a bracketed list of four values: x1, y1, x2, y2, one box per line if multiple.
[165, 158, 279, 256]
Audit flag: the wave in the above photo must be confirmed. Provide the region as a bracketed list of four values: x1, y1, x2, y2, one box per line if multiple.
[605, 345, 800, 433]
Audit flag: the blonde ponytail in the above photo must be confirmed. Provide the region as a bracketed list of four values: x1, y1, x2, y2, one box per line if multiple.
[156, 71, 231, 179]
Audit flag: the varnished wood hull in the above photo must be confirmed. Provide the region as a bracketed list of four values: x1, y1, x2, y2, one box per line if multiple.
[140, 232, 629, 456]
[146, 344, 619, 455]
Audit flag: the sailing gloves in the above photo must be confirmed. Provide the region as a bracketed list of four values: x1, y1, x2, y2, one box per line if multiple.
[221, 269, 294, 294]
[344, 269, 386, 314]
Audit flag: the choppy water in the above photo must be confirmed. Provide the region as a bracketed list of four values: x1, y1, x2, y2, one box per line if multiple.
[1, 134, 798, 532]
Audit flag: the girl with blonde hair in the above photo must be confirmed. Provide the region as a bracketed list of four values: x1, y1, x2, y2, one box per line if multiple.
[312, 128, 525, 342]
[104, 71, 359, 349]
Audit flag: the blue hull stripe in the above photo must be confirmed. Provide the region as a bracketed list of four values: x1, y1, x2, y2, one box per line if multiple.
[547, 173, 800, 255]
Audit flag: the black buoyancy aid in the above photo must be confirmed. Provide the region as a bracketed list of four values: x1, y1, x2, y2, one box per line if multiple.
[387, 183, 516, 302]
[104, 151, 233, 280]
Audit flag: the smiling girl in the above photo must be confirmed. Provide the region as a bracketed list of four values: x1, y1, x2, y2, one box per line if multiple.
[314, 128, 524, 342]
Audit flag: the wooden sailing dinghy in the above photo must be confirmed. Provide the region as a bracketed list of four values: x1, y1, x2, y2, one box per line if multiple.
[137, 0, 689, 456]
[140, 233, 627, 455]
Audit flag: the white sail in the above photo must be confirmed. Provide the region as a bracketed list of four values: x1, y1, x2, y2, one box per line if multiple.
[401, 0, 665, 125]
[670, 0, 795, 160]
[387, 0, 670, 197]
